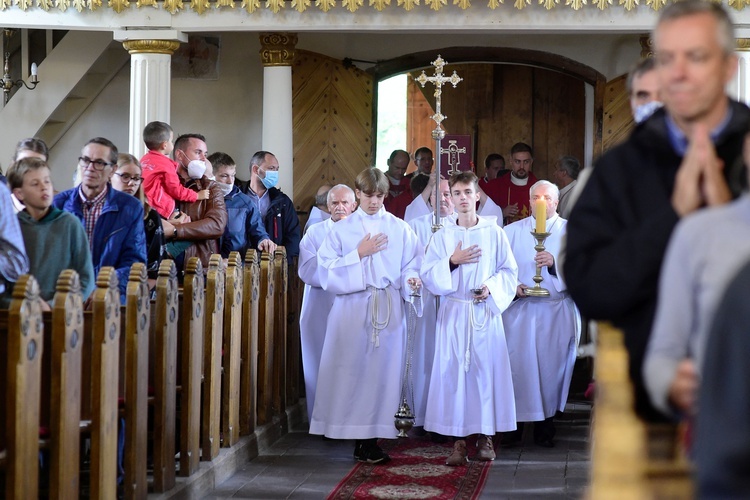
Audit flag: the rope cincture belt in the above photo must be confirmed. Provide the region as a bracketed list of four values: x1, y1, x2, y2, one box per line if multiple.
[447, 296, 489, 372]
[367, 285, 391, 348]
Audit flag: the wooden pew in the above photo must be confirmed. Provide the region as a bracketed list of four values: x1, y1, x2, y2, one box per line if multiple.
[86, 267, 121, 500]
[50, 270, 84, 499]
[286, 257, 301, 406]
[257, 251, 276, 425]
[222, 252, 243, 447]
[152, 260, 178, 492]
[0, 275, 44, 499]
[590, 322, 694, 498]
[272, 248, 288, 416]
[180, 257, 204, 477]
[1, 249, 267, 496]
[202, 255, 224, 461]
[122, 263, 150, 499]
[240, 250, 260, 436]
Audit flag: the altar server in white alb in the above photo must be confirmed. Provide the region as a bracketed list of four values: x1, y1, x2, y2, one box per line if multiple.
[408, 179, 454, 433]
[298, 184, 356, 421]
[502, 180, 580, 448]
[404, 171, 505, 227]
[310, 168, 423, 465]
[421, 171, 518, 466]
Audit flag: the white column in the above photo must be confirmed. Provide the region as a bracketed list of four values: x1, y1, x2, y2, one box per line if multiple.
[115, 30, 186, 159]
[729, 40, 750, 105]
[259, 33, 297, 201]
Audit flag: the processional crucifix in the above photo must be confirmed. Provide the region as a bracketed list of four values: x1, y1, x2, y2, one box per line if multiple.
[415, 55, 462, 233]
[394, 56, 463, 439]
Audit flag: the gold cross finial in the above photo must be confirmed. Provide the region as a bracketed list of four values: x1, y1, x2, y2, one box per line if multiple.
[415, 55, 462, 135]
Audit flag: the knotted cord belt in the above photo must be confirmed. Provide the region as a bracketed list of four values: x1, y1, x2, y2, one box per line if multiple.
[366, 285, 391, 348]
[447, 296, 489, 372]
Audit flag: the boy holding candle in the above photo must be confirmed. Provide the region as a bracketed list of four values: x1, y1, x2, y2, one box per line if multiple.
[421, 171, 518, 465]
[501, 180, 580, 447]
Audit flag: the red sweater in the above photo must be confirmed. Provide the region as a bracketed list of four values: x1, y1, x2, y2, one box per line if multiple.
[483, 172, 539, 225]
[140, 150, 198, 219]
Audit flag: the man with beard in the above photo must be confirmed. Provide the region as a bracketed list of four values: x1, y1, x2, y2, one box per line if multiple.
[383, 149, 412, 219]
[484, 143, 539, 225]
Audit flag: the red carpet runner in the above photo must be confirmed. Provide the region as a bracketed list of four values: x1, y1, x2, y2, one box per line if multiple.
[327, 436, 492, 500]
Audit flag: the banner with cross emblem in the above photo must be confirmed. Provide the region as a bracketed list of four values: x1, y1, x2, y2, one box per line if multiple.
[439, 135, 472, 178]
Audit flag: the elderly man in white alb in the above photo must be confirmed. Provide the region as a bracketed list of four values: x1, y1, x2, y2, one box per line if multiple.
[407, 179, 454, 437]
[404, 172, 505, 225]
[297, 184, 356, 421]
[502, 180, 580, 448]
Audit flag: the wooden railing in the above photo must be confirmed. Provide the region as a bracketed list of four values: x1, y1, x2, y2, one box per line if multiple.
[0, 248, 301, 499]
[589, 323, 694, 499]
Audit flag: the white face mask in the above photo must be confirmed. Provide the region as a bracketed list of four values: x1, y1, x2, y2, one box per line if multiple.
[634, 101, 663, 124]
[216, 181, 233, 197]
[187, 159, 206, 179]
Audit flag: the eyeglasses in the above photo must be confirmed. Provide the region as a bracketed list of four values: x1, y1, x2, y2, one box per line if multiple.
[79, 156, 113, 171]
[114, 172, 143, 184]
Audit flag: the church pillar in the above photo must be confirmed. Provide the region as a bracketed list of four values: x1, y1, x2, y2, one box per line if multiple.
[259, 32, 297, 199]
[729, 39, 750, 105]
[116, 31, 186, 159]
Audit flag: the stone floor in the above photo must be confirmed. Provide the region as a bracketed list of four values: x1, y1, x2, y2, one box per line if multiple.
[203, 402, 591, 499]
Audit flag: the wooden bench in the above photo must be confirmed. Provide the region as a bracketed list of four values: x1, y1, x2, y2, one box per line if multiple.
[222, 252, 243, 447]
[590, 322, 694, 498]
[0, 247, 303, 498]
[240, 249, 260, 436]
[0, 275, 44, 499]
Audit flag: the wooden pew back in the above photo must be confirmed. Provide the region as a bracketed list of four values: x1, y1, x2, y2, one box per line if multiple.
[50, 270, 84, 499]
[241, 250, 260, 435]
[272, 248, 288, 416]
[0, 275, 44, 499]
[223, 252, 243, 446]
[257, 251, 276, 425]
[202, 255, 224, 461]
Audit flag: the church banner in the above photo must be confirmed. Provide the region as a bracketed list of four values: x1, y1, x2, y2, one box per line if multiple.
[439, 135, 473, 178]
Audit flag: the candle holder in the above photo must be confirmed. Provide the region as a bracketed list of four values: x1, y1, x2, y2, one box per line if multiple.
[526, 231, 551, 297]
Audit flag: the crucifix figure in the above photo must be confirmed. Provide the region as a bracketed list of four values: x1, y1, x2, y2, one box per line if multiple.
[441, 139, 467, 176]
[415, 55, 462, 231]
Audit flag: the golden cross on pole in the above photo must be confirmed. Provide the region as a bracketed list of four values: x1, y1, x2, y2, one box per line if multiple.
[415, 55, 462, 231]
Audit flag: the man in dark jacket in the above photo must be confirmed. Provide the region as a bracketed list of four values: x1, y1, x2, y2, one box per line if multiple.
[563, 0, 748, 421]
[241, 150, 300, 263]
[54, 137, 146, 303]
[208, 151, 276, 258]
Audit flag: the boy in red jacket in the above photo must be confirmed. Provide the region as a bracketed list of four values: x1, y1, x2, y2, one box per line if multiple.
[140, 121, 209, 219]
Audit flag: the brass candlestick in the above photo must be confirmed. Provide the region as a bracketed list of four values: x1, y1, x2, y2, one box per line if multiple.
[526, 231, 551, 297]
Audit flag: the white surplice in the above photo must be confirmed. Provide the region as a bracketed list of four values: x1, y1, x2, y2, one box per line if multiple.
[502, 214, 581, 421]
[298, 217, 336, 420]
[421, 215, 518, 437]
[404, 195, 430, 223]
[310, 207, 422, 439]
[304, 206, 330, 233]
[407, 212, 452, 425]
[405, 194, 505, 227]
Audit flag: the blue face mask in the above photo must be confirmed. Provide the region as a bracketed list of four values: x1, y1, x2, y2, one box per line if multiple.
[260, 169, 279, 190]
